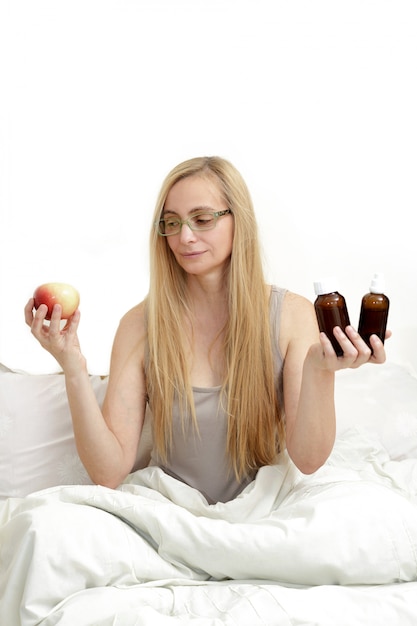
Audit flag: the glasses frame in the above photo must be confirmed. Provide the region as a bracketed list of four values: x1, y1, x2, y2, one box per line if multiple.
[156, 209, 232, 237]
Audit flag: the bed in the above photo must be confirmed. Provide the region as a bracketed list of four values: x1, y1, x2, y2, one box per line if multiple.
[1, 359, 417, 625]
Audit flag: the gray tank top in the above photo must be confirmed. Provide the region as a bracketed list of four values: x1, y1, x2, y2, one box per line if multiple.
[149, 286, 286, 504]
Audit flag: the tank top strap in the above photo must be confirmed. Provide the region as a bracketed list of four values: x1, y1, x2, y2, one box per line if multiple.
[269, 285, 287, 375]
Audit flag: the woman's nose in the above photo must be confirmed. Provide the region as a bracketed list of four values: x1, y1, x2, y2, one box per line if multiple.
[179, 223, 197, 242]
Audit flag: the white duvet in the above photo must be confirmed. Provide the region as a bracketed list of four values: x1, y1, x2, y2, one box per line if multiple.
[1, 428, 417, 625]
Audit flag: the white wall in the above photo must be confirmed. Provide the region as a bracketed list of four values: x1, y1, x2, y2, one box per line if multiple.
[1, 0, 416, 374]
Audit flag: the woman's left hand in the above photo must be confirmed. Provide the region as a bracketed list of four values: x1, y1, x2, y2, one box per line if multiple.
[24, 297, 84, 373]
[316, 325, 391, 370]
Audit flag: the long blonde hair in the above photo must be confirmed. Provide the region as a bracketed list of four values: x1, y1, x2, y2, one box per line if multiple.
[146, 156, 285, 478]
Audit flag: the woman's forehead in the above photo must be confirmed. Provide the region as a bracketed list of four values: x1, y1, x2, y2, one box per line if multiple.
[164, 174, 225, 213]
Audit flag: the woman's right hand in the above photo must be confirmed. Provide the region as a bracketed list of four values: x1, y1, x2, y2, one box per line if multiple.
[24, 298, 86, 373]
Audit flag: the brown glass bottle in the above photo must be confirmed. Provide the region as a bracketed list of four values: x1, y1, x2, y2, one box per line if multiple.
[314, 280, 351, 357]
[358, 273, 389, 351]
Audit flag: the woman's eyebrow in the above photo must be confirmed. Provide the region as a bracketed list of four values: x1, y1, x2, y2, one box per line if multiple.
[162, 205, 214, 216]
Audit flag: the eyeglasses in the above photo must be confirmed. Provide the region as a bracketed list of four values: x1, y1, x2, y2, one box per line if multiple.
[156, 209, 232, 237]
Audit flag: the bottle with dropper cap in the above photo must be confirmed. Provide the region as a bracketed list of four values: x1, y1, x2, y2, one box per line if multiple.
[313, 279, 351, 357]
[358, 273, 390, 350]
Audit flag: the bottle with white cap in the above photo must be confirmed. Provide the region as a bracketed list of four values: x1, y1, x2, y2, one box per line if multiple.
[313, 278, 351, 357]
[358, 273, 390, 351]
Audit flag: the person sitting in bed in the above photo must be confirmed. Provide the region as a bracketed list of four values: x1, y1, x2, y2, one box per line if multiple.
[24, 156, 389, 504]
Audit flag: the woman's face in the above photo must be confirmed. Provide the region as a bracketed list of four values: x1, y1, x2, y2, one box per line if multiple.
[163, 175, 234, 279]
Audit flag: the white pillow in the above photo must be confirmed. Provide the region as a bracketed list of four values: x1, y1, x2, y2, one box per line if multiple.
[1, 361, 416, 500]
[0, 364, 153, 499]
[335, 361, 417, 461]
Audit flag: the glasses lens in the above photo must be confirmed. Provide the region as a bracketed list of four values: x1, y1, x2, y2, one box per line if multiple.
[189, 213, 216, 231]
[159, 213, 217, 235]
[160, 217, 180, 235]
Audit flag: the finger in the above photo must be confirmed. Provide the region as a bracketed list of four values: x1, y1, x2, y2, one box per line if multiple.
[24, 298, 35, 326]
[318, 332, 339, 359]
[31, 303, 49, 336]
[48, 304, 64, 337]
[62, 309, 81, 334]
[333, 326, 363, 362]
[344, 326, 377, 368]
[369, 334, 387, 364]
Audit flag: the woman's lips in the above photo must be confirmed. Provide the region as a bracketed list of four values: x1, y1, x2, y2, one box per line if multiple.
[182, 250, 206, 258]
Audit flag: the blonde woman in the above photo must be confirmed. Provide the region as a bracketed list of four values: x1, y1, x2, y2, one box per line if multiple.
[24, 156, 389, 504]
[0, 156, 392, 622]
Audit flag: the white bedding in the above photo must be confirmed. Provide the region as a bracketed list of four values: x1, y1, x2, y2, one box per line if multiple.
[2, 428, 417, 625]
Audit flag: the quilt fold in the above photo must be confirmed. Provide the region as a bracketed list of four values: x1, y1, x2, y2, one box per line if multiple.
[1, 428, 417, 625]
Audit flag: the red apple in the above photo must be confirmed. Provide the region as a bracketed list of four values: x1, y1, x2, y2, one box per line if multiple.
[33, 283, 80, 320]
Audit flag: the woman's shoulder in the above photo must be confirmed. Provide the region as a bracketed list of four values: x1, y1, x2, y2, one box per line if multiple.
[271, 287, 317, 359]
[117, 300, 147, 338]
[108, 301, 148, 370]
[282, 290, 315, 325]
[282, 288, 313, 308]
[270, 285, 313, 313]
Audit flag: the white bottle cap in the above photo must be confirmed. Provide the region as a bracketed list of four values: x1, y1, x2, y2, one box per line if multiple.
[314, 278, 339, 296]
[369, 273, 385, 294]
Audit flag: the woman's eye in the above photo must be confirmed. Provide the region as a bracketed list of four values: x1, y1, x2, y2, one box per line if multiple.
[194, 215, 213, 226]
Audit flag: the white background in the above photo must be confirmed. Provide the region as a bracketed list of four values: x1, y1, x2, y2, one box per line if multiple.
[1, 0, 416, 374]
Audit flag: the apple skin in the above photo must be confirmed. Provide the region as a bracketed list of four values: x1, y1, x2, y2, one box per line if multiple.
[33, 283, 80, 320]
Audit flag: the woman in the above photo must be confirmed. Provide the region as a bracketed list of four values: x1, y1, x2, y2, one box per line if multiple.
[1, 156, 392, 623]
[24, 156, 388, 503]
